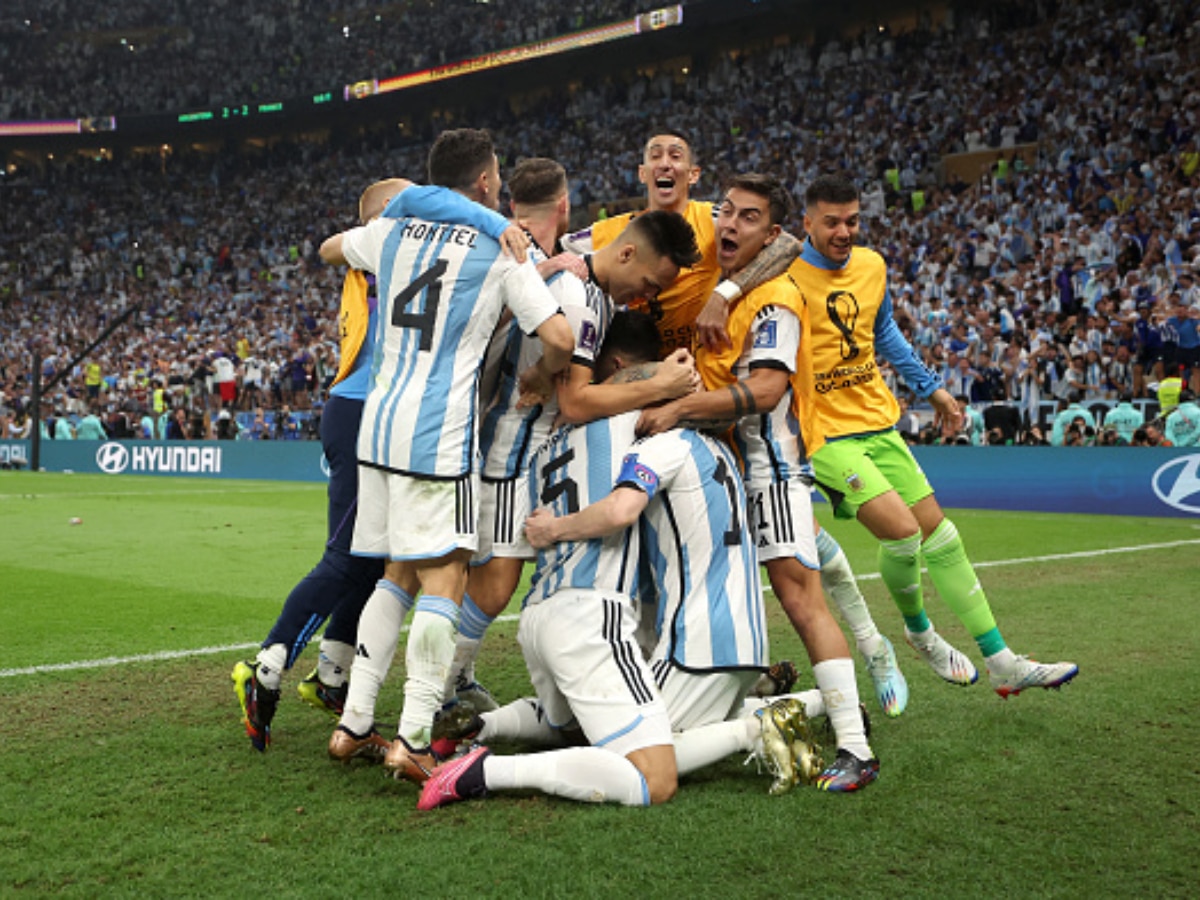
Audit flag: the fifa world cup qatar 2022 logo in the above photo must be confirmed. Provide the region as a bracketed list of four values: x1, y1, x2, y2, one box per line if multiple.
[825, 291, 860, 361]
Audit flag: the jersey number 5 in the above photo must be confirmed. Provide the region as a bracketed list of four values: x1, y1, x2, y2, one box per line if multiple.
[392, 259, 449, 352]
[539, 448, 579, 514]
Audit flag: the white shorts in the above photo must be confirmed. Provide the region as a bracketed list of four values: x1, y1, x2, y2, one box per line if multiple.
[518, 589, 672, 758]
[746, 479, 818, 569]
[352, 465, 479, 560]
[649, 662, 759, 732]
[471, 475, 533, 565]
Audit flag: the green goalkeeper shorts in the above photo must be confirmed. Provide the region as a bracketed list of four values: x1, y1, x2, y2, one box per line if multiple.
[811, 429, 934, 520]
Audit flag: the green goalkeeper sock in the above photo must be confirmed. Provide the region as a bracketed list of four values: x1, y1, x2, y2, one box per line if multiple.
[877, 532, 928, 633]
[921, 518, 1006, 657]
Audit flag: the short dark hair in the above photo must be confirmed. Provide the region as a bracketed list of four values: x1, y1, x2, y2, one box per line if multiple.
[805, 173, 860, 208]
[726, 173, 791, 226]
[624, 210, 702, 269]
[645, 130, 696, 165]
[597, 309, 661, 367]
[427, 128, 495, 191]
[508, 157, 566, 206]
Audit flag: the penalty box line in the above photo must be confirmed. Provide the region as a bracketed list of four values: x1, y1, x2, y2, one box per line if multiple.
[4, 538, 1198, 679]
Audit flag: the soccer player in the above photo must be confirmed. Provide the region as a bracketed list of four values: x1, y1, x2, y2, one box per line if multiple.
[564, 131, 800, 356]
[636, 174, 879, 791]
[582, 132, 905, 716]
[788, 173, 1077, 698]
[429, 159, 703, 705]
[318, 128, 574, 776]
[231, 176, 529, 752]
[418, 311, 816, 808]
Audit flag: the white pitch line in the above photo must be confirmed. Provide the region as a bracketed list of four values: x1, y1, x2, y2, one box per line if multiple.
[830, 538, 1200, 584]
[0, 617, 522, 679]
[0, 485, 322, 500]
[4, 539, 1197, 679]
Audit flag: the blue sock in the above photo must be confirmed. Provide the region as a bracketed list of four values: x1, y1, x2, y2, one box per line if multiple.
[459, 593, 495, 642]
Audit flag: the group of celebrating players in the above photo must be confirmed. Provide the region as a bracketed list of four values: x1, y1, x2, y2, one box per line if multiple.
[233, 126, 1079, 808]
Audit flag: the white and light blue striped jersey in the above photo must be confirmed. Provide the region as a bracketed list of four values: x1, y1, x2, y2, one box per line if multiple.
[523, 411, 641, 607]
[477, 244, 611, 480]
[729, 304, 813, 485]
[341, 216, 561, 478]
[618, 429, 768, 672]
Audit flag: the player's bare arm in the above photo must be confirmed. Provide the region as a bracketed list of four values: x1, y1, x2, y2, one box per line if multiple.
[516, 313, 575, 407]
[524, 487, 648, 548]
[696, 233, 803, 353]
[319, 234, 348, 267]
[537, 252, 588, 281]
[557, 348, 697, 425]
[637, 367, 788, 437]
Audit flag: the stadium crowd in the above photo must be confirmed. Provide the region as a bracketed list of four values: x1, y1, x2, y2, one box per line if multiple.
[2, 0, 1199, 448]
[0, 0, 649, 120]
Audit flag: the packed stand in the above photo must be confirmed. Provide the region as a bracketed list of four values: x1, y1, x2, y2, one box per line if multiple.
[1, 0, 1199, 449]
[0, 0, 649, 121]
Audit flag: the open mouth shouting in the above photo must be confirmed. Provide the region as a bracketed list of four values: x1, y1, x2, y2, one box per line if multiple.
[717, 233, 740, 268]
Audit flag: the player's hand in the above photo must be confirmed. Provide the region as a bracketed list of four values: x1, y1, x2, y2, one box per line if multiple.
[537, 252, 588, 282]
[523, 507, 558, 549]
[652, 348, 698, 399]
[930, 388, 962, 435]
[499, 225, 530, 263]
[637, 402, 681, 437]
[696, 291, 732, 353]
[516, 359, 557, 408]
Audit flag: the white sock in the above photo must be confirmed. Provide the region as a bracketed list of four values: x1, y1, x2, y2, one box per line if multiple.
[479, 698, 562, 746]
[812, 658, 872, 760]
[255, 643, 287, 690]
[672, 718, 757, 775]
[339, 582, 410, 735]
[317, 639, 354, 686]
[817, 531, 883, 657]
[397, 597, 460, 747]
[483, 747, 648, 806]
[444, 636, 482, 701]
[741, 688, 825, 719]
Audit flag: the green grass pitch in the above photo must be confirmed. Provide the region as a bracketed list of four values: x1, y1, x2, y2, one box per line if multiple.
[1, 472, 1197, 897]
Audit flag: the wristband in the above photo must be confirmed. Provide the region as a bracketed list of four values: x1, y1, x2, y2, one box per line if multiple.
[714, 280, 742, 303]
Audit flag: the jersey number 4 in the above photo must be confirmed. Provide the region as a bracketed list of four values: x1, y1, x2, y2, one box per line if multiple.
[392, 259, 449, 352]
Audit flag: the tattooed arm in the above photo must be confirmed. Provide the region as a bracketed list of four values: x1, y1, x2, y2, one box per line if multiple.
[637, 368, 789, 437]
[695, 232, 803, 352]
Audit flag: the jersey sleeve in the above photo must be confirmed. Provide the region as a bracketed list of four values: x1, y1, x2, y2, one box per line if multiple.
[874, 288, 943, 397]
[560, 227, 594, 254]
[746, 304, 801, 373]
[615, 430, 690, 499]
[340, 220, 391, 274]
[553, 275, 601, 367]
[502, 259, 564, 335]
[382, 186, 512, 241]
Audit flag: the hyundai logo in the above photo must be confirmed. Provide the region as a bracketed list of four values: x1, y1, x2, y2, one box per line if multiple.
[96, 442, 130, 474]
[1151, 454, 1200, 515]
